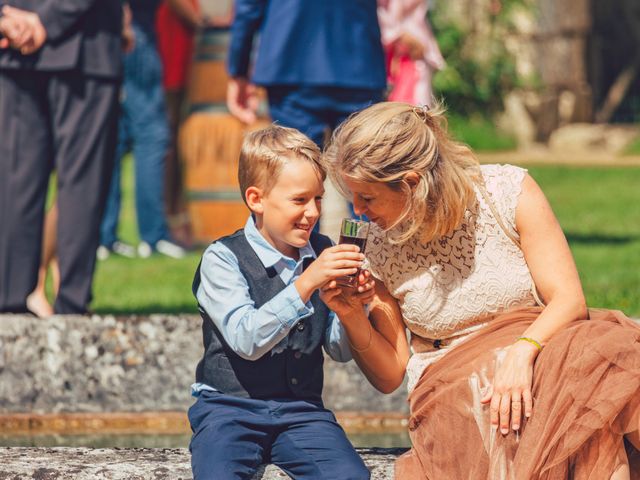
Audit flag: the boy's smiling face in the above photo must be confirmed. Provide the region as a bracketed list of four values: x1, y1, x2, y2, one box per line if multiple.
[247, 157, 324, 259]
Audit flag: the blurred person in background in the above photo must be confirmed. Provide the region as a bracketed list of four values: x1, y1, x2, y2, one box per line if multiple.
[98, 0, 186, 260]
[156, 0, 202, 249]
[21, 5, 136, 318]
[378, 0, 444, 106]
[155, 0, 234, 248]
[0, 1, 122, 315]
[226, 0, 386, 150]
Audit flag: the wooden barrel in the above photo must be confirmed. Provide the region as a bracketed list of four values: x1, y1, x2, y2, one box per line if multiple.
[187, 26, 229, 110]
[181, 17, 271, 243]
[179, 114, 271, 243]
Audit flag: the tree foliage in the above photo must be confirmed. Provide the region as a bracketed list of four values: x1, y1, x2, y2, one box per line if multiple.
[430, 0, 531, 117]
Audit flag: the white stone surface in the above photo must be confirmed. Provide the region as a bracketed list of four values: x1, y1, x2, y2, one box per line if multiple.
[0, 447, 404, 479]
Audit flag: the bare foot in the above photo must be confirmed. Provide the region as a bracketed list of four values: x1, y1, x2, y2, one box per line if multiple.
[26, 290, 53, 318]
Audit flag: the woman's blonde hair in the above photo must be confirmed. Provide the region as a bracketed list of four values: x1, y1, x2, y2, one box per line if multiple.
[239, 125, 324, 205]
[325, 101, 481, 244]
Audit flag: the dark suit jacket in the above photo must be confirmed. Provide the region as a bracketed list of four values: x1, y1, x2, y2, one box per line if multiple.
[0, 0, 122, 77]
[228, 0, 386, 90]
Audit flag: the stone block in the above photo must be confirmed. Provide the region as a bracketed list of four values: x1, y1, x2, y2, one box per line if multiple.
[0, 447, 407, 479]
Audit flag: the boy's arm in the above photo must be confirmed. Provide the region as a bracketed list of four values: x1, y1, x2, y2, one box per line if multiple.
[197, 243, 313, 361]
[323, 312, 353, 363]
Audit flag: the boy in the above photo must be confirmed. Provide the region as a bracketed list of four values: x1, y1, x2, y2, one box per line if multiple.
[189, 125, 371, 479]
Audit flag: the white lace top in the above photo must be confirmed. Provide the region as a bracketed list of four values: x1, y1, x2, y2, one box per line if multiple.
[366, 164, 538, 391]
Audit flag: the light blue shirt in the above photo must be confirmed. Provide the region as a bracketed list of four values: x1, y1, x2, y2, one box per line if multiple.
[192, 216, 352, 395]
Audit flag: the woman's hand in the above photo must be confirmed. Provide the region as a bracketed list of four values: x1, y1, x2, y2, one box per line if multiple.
[320, 269, 375, 319]
[481, 340, 540, 434]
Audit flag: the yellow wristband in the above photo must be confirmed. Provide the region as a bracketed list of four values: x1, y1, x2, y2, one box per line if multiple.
[516, 336, 543, 351]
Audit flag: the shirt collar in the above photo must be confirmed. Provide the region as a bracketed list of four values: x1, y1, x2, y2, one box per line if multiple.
[244, 215, 316, 269]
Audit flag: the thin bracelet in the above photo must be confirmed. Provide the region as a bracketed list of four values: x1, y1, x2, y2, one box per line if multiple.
[516, 336, 543, 351]
[349, 325, 373, 353]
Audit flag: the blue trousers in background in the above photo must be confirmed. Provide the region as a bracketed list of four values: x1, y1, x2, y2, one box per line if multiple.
[266, 86, 383, 148]
[100, 25, 169, 247]
[188, 390, 370, 480]
[267, 86, 383, 225]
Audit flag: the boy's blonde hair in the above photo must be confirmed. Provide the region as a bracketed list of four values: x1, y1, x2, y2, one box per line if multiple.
[325, 101, 481, 244]
[239, 125, 325, 204]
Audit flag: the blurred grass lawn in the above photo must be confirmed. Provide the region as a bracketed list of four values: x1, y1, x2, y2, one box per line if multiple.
[90, 156, 640, 317]
[624, 136, 640, 155]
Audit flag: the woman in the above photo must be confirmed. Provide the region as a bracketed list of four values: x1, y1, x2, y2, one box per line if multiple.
[322, 102, 640, 479]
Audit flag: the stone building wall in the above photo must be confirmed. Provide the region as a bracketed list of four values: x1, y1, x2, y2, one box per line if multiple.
[434, 0, 594, 144]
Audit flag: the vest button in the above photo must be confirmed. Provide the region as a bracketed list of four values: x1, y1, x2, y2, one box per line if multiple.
[296, 322, 305, 331]
[290, 377, 298, 385]
[294, 351, 302, 359]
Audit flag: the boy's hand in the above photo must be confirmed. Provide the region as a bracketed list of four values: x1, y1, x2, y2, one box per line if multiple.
[320, 269, 375, 319]
[295, 245, 364, 303]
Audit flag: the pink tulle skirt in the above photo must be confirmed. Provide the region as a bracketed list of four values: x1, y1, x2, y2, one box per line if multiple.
[396, 307, 640, 479]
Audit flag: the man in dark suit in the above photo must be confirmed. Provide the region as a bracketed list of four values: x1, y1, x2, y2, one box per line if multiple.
[226, 0, 386, 148]
[0, 1, 123, 314]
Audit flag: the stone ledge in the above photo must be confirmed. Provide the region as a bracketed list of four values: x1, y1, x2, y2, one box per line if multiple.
[0, 447, 407, 479]
[0, 315, 408, 415]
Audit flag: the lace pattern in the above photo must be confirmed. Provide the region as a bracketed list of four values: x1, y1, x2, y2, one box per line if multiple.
[366, 164, 538, 391]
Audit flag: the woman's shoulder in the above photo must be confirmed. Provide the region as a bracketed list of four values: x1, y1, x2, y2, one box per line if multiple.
[480, 163, 527, 188]
[480, 163, 528, 203]
[478, 164, 528, 232]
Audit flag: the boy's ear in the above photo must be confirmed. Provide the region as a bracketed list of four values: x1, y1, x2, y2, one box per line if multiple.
[245, 186, 264, 214]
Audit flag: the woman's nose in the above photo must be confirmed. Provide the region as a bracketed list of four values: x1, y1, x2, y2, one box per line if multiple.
[352, 197, 365, 216]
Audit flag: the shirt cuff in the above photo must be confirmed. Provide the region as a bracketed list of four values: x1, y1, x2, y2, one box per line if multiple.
[273, 284, 314, 329]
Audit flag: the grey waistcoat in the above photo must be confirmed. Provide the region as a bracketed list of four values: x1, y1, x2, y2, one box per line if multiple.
[192, 229, 333, 403]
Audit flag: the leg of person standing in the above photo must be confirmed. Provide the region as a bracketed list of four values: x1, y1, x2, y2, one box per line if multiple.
[51, 71, 120, 314]
[98, 106, 134, 257]
[163, 88, 193, 248]
[0, 71, 53, 313]
[125, 26, 182, 258]
[327, 87, 384, 220]
[266, 86, 329, 233]
[266, 86, 328, 148]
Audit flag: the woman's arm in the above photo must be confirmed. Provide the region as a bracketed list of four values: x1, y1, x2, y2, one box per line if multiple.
[483, 173, 588, 434]
[517, 173, 588, 338]
[324, 277, 410, 394]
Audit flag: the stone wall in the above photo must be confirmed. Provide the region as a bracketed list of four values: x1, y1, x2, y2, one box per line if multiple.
[0, 315, 407, 414]
[437, 0, 596, 144]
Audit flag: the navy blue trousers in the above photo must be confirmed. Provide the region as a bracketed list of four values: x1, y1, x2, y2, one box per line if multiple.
[188, 391, 369, 480]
